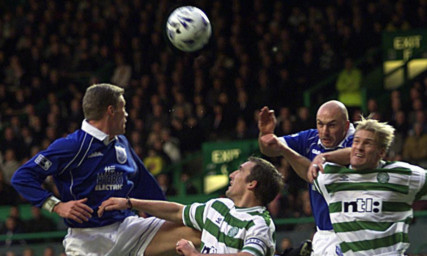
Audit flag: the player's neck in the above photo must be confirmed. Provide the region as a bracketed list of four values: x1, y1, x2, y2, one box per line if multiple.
[233, 194, 261, 208]
[88, 118, 111, 137]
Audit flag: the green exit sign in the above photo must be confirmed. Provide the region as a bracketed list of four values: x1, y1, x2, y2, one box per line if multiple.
[383, 30, 427, 61]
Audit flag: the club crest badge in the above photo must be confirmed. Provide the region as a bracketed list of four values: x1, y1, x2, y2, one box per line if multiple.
[377, 172, 389, 184]
[227, 227, 239, 237]
[115, 144, 127, 164]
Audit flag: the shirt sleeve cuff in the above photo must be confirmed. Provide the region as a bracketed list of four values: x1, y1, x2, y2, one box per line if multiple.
[278, 136, 287, 146]
[42, 196, 61, 212]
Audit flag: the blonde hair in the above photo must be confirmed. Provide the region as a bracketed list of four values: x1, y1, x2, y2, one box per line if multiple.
[355, 116, 395, 151]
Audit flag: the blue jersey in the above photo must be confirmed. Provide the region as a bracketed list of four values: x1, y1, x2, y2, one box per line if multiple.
[280, 125, 354, 230]
[12, 121, 165, 228]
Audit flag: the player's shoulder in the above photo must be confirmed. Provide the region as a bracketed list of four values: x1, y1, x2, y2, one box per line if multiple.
[323, 162, 348, 173]
[204, 198, 234, 210]
[342, 128, 355, 146]
[207, 197, 233, 205]
[49, 130, 86, 151]
[296, 128, 318, 136]
[285, 128, 318, 141]
[384, 161, 425, 173]
[315, 163, 348, 191]
[317, 163, 352, 183]
[117, 135, 130, 144]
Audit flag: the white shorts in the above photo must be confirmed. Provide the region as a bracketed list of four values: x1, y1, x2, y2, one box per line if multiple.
[312, 229, 342, 256]
[63, 216, 165, 256]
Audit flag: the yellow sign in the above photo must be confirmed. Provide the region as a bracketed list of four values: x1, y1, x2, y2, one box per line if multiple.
[211, 149, 241, 164]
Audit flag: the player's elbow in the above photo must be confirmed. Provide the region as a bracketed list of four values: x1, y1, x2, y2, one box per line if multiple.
[10, 171, 22, 190]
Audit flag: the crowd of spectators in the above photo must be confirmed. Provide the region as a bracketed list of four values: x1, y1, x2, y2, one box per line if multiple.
[2, 246, 64, 256]
[0, 205, 58, 249]
[0, 0, 427, 253]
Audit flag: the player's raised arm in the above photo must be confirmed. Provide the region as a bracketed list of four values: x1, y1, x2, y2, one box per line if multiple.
[260, 134, 311, 182]
[307, 148, 352, 183]
[98, 197, 184, 223]
[258, 106, 282, 157]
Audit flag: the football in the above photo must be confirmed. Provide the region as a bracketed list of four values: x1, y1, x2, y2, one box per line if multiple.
[166, 6, 212, 52]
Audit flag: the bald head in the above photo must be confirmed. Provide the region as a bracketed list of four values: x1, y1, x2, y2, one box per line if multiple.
[317, 100, 349, 122]
[316, 100, 350, 148]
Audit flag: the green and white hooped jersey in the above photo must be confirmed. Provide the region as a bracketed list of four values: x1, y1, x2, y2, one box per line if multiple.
[182, 198, 276, 256]
[313, 161, 427, 256]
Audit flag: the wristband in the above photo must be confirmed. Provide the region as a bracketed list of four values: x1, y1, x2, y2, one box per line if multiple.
[126, 197, 133, 210]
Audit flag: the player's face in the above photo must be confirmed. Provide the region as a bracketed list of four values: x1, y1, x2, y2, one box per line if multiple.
[111, 95, 128, 136]
[350, 130, 384, 170]
[316, 108, 349, 148]
[225, 161, 254, 201]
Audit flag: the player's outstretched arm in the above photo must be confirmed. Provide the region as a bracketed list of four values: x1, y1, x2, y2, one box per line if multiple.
[260, 134, 311, 182]
[175, 238, 253, 256]
[98, 197, 184, 223]
[307, 148, 351, 183]
[258, 107, 282, 157]
[176, 239, 199, 256]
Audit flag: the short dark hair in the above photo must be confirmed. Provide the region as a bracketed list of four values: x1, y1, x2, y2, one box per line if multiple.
[246, 156, 284, 206]
[82, 83, 124, 121]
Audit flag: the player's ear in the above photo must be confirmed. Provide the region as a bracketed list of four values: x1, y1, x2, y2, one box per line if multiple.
[107, 105, 115, 115]
[378, 147, 386, 159]
[345, 120, 350, 131]
[247, 180, 258, 190]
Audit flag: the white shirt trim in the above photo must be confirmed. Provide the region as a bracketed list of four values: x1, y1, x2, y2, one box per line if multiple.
[235, 205, 266, 213]
[81, 120, 115, 145]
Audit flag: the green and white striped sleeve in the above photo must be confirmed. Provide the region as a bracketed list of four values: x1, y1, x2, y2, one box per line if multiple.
[182, 201, 206, 231]
[242, 213, 275, 256]
[414, 166, 427, 201]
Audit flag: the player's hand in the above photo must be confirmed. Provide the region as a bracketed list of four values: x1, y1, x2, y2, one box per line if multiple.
[97, 197, 127, 217]
[53, 198, 93, 223]
[176, 239, 199, 256]
[308, 154, 326, 183]
[258, 106, 276, 135]
[259, 134, 288, 158]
